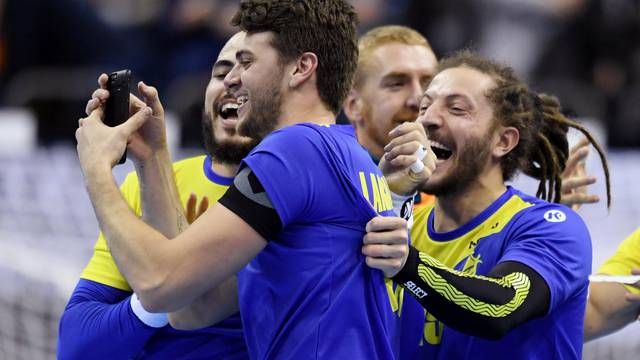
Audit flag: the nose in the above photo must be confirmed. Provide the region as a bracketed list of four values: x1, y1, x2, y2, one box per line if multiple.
[405, 79, 423, 112]
[224, 63, 242, 93]
[418, 101, 442, 133]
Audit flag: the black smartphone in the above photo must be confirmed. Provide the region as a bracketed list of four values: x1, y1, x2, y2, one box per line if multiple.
[104, 69, 132, 164]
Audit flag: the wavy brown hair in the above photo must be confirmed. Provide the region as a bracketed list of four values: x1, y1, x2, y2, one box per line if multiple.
[231, 0, 358, 114]
[437, 50, 611, 206]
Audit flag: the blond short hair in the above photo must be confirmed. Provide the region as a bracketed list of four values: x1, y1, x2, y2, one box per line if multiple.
[354, 25, 432, 89]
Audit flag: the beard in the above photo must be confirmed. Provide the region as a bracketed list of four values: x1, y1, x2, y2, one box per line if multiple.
[421, 134, 492, 197]
[237, 67, 283, 141]
[201, 111, 259, 165]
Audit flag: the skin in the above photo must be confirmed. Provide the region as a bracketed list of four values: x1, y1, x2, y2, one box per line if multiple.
[363, 66, 521, 276]
[345, 43, 437, 159]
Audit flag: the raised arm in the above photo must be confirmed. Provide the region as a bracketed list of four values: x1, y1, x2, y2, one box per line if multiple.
[76, 87, 266, 313]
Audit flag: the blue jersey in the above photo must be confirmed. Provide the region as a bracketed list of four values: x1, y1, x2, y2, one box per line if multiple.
[59, 156, 248, 360]
[405, 187, 591, 360]
[238, 124, 405, 359]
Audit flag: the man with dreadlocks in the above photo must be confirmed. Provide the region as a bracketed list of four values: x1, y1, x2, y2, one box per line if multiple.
[363, 50, 611, 359]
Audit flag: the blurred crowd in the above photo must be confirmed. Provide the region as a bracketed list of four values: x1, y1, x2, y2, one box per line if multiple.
[1, 0, 638, 147]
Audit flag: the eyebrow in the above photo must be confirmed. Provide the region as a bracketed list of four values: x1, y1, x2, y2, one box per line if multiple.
[423, 93, 474, 107]
[235, 49, 253, 60]
[212, 59, 234, 71]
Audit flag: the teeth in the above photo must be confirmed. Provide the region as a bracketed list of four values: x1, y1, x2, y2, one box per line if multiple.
[237, 96, 248, 105]
[430, 141, 451, 152]
[221, 103, 238, 112]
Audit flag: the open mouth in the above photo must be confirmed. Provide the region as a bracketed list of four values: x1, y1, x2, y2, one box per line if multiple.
[220, 103, 238, 119]
[430, 141, 453, 160]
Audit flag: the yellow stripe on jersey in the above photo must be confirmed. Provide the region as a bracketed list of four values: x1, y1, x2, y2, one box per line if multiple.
[598, 227, 640, 294]
[80, 155, 231, 291]
[411, 195, 535, 270]
[417, 252, 531, 317]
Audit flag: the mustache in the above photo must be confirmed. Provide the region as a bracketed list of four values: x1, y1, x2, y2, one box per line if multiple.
[212, 93, 238, 116]
[392, 109, 419, 123]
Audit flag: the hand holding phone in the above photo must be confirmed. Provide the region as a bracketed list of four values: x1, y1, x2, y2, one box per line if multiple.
[104, 69, 132, 164]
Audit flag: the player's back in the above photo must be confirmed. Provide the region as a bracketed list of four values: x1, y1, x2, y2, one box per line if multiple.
[238, 124, 402, 359]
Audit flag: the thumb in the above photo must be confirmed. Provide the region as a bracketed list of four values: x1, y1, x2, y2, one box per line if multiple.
[88, 106, 105, 123]
[119, 107, 151, 137]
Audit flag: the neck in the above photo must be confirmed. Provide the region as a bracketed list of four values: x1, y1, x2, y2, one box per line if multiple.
[432, 168, 507, 233]
[277, 90, 335, 128]
[354, 128, 383, 160]
[210, 158, 239, 178]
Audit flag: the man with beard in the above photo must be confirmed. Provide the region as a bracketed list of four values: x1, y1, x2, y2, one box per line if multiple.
[58, 32, 253, 359]
[363, 51, 611, 359]
[72, 1, 434, 359]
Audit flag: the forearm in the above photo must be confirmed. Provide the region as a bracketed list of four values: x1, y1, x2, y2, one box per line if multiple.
[84, 165, 172, 303]
[58, 280, 157, 360]
[392, 246, 550, 340]
[584, 282, 640, 342]
[136, 149, 187, 238]
[169, 277, 239, 330]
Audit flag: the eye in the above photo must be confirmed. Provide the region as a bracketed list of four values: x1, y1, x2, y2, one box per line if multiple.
[213, 72, 228, 80]
[239, 59, 252, 68]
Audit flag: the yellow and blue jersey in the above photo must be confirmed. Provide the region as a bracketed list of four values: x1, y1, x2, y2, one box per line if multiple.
[598, 227, 640, 294]
[60, 155, 248, 359]
[238, 123, 408, 359]
[404, 186, 591, 359]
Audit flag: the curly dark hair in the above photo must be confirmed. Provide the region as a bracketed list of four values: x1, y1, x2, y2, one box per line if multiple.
[437, 50, 611, 206]
[231, 0, 358, 114]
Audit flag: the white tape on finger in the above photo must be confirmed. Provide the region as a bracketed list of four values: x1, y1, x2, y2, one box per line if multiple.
[410, 146, 427, 173]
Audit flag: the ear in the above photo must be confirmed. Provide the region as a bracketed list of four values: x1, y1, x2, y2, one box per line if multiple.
[492, 126, 519, 158]
[289, 52, 318, 88]
[343, 89, 364, 127]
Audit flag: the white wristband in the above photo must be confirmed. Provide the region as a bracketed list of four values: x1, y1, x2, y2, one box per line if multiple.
[391, 191, 416, 229]
[410, 146, 427, 173]
[130, 293, 169, 328]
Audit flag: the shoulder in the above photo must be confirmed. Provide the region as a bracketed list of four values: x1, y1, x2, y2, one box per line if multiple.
[509, 189, 587, 233]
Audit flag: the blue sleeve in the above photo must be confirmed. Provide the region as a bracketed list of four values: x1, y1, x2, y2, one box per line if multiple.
[500, 204, 592, 313]
[241, 125, 339, 227]
[57, 279, 159, 360]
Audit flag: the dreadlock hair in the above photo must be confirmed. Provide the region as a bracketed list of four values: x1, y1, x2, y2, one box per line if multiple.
[437, 50, 611, 207]
[231, 0, 359, 115]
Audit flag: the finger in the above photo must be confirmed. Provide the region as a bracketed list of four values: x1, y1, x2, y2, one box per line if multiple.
[385, 141, 423, 161]
[570, 137, 590, 155]
[362, 244, 406, 258]
[87, 107, 105, 124]
[366, 216, 408, 233]
[364, 256, 403, 277]
[561, 176, 597, 192]
[185, 193, 197, 222]
[389, 154, 419, 169]
[563, 147, 589, 176]
[364, 229, 407, 245]
[98, 73, 109, 89]
[625, 293, 640, 302]
[138, 81, 164, 115]
[91, 88, 110, 102]
[118, 107, 152, 137]
[384, 131, 426, 153]
[197, 196, 209, 216]
[129, 93, 146, 113]
[388, 121, 424, 138]
[561, 193, 600, 206]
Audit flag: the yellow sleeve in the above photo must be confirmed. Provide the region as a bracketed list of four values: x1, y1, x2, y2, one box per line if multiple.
[80, 172, 142, 292]
[598, 227, 640, 294]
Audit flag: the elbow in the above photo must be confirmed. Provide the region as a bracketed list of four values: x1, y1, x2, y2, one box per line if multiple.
[168, 313, 201, 331]
[470, 319, 512, 341]
[135, 276, 177, 313]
